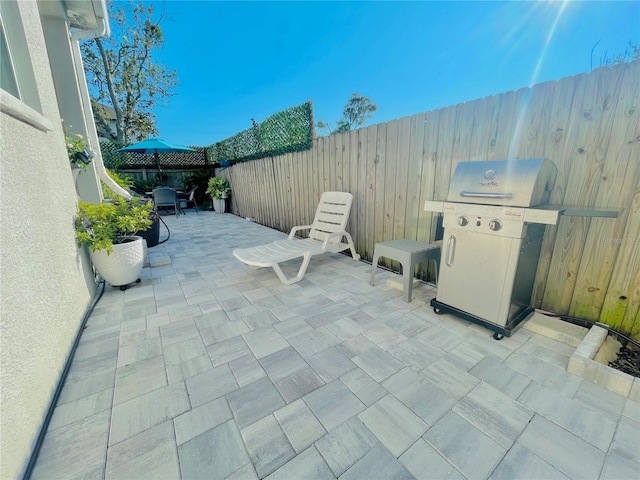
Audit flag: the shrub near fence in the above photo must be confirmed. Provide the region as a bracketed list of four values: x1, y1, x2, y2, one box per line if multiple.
[221, 61, 640, 339]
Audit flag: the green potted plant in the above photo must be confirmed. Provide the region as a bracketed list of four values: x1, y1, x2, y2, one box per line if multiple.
[66, 131, 93, 169]
[75, 197, 153, 290]
[206, 177, 231, 213]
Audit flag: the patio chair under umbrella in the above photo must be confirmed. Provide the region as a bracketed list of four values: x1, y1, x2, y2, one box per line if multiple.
[114, 138, 196, 185]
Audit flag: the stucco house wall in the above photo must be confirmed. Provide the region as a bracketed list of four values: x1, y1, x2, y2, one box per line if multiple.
[0, 1, 96, 477]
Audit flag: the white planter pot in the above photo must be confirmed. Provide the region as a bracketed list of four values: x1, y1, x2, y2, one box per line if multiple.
[213, 198, 226, 214]
[90, 236, 144, 289]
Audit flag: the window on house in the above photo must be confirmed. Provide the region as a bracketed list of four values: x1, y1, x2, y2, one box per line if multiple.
[0, 0, 50, 130]
[0, 21, 20, 98]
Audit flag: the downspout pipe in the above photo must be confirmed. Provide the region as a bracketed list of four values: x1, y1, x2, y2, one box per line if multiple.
[70, 0, 131, 200]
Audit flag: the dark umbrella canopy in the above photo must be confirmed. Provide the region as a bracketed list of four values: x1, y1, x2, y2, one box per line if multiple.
[114, 138, 196, 185]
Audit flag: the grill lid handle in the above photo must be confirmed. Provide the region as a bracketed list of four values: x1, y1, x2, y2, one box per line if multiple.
[460, 191, 514, 199]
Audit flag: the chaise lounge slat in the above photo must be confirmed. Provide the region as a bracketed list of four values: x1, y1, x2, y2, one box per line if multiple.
[233, 192, 360, 285]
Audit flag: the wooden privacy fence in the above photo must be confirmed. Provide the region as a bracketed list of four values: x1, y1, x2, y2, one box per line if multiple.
[220, 60, 640, 338]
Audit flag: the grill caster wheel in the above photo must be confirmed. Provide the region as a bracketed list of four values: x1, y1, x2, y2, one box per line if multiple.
[492, 332, 504, 341]
[433, 307, 443, 315]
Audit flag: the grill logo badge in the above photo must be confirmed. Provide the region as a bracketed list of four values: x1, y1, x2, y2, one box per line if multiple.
[478, 169, 498, 186]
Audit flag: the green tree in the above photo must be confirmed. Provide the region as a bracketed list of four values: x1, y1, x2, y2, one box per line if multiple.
[316, 93, 378, 136]
[81, 1, 178, 144]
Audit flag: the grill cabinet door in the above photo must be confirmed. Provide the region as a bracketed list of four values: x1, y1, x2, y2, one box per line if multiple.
[436, 228, 522, 325]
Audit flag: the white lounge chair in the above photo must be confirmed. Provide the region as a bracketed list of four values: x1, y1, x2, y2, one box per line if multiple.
[233, 192, 361, 285]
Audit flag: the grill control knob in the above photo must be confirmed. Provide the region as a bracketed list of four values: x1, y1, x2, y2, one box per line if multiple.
[489, 219, 503, 231]
[457, 216, 468, 227]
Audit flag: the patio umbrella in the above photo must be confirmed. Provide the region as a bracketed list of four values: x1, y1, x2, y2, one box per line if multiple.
[114, 138, 196, 185]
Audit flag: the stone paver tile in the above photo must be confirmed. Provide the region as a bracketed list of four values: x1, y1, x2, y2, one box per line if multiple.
[421, 357, 480, 400]
[362, 324, 408, 350]
[57, 366, 116, 405]
[194, 310, 231, 329]
[608, 416, 640, 462]
[504, 351, 582, 397]
[226, 463, 258, 480]
[185, 364, 239, 408]
[358, 395, 428, 457]
[326, 317, 365, 340]
[168, 304, 203, 323]
[340, 368, 387, 406]
[266, 446, 335, 480]
[388, 337, 445, 372]
[48, 388, 113, 431]
[220, 296, 253, 312]
[518, 415, 605, 480]
[229, 354, 267, 387]
[274, 365, 325, 403]
[119, 326, 160, 348]
[316, 417, 379, 476]
[381, 368, 423, 395]
[417, 324, 467, 351]
[462, 334, 515, 361]
[270, 305, 299, 322]
[166, 354, 213, 383]
[105, 421, 180, 480]
[519, 382, 616, 452]
[241, 415, 296, 478]
[116, 337, 162, 368]
[159, 318, 200, 347]
[207, 336, 252, 367]
[307, 346, 357, 382]
[622, 398, 640, 423]
[383, 315, 433, 338]
[243, 310, 281, 330]
[114, 355, 167, 405]
[273, 317, 313, 339]
[178, 420, 250, 480]
[600, 449, 640, 480]
[163, 335, 207, 367]
[339, 444, 414, 480]
[304, 379, 366, 431]
[289, 327, 342, 358]
[259, 346, 308, 382]
[424, 411, 506, 480]
[444, 341, 486, 370]
[395, 376, 457, 426]
[490, 442, 569, 480]
[200, 320, 251, 346]
[454, 381, 534, 449]
[519, 337, 571, 369]
[174, 397, 233, 445]
[353, 346, 404, 383]
[399, 438, 464, 480]
[336, 334, 376, 359]
[227, 377, 287, 429]
[274, 399, 326, 453]
[572, 379, 625, 421]
[30, 410, 110, 479]
[243, 327, 290, 359]
[73, 337, 118, 362]
[469, 356, 532, 399]
[109, 381, 190, 445]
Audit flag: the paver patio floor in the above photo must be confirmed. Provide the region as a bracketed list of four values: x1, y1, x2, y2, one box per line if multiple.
[32, 212, 640, 479]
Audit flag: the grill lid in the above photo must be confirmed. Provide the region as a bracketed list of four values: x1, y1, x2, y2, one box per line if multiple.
[447, 158, 557, 207]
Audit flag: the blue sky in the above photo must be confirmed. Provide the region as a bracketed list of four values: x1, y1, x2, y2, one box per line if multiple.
[147, 1, 639, 147]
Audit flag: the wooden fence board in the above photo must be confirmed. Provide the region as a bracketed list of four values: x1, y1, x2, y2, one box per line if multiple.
[542, 67, 612, 313]
[355, 128, 367, 254]
[374, 123, 388, 248]
[570, 62, 635, 319]
[383, 120, 400, 246]
[365, 125, 378, 260]
[393, 116, 412, 241]
[404, 113, 426, 243]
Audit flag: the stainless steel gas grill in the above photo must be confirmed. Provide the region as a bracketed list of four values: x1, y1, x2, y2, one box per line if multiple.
[424, 158, 615, 339]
